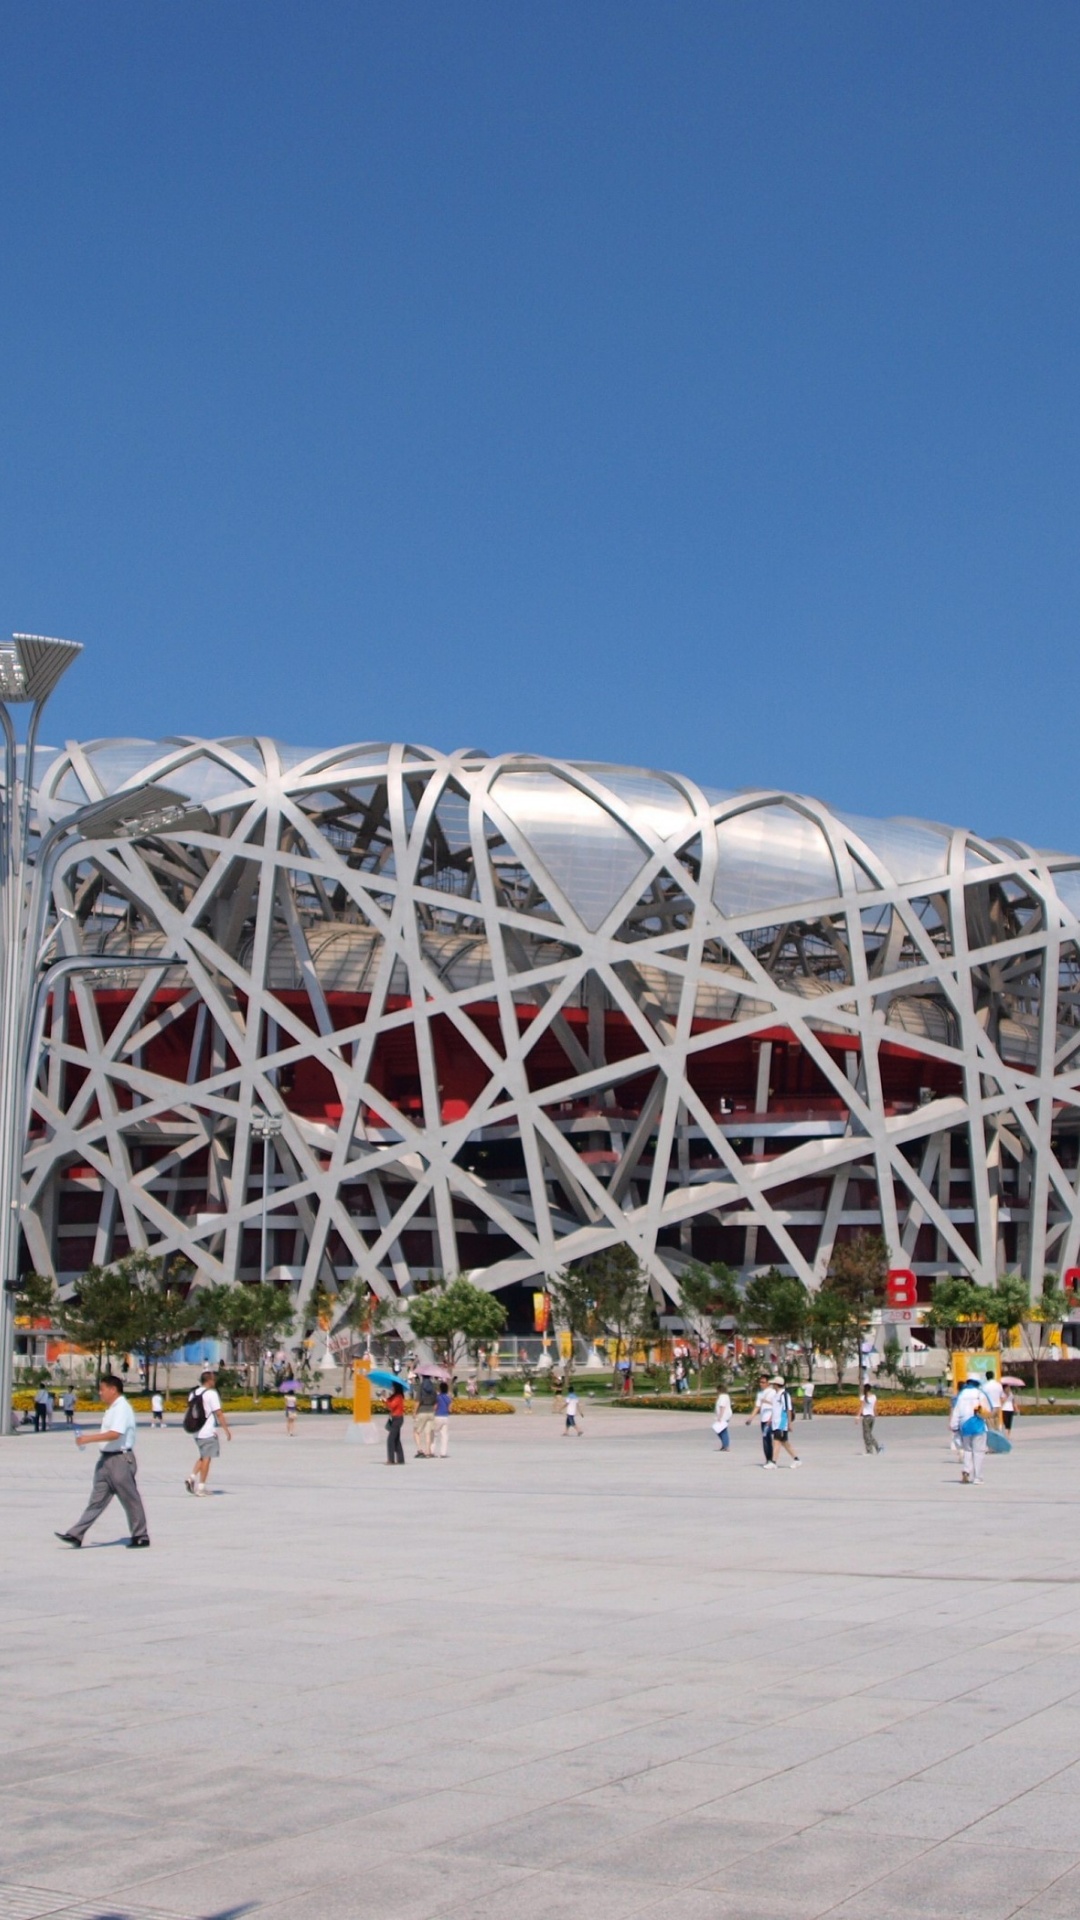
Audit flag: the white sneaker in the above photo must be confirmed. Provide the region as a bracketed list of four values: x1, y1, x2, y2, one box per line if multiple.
[763, 1461, 778, 1470]
[184, 1474, 195, 1494]
[790, 1459, 802, 1468]
[193, 1483, 206, 1497]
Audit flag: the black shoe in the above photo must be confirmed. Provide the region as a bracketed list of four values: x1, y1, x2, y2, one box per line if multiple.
[127, 1536, 151, 1549]
[55, 1531, 82, 1548]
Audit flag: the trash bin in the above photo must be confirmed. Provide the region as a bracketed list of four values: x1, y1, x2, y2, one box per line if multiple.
[309, 1393, 334, 1414]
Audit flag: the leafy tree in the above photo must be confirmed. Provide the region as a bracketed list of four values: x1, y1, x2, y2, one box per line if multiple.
[828, 1233, 890, 1313]
[199, 1282, 296, 1397]
[337, 1278, 399, 1350]
[547, 1265, 602, 1387]
[677, 1262, 740, 1385]
[828, 1232, 890, 1381]
[808, 1287, 863, 1388]
[406, 1275, 507, 1373]
[743, 1268, 815, 1380]
[14, 1272, 55, 1322]
[924, 1276, 991, 1352]
[123, 1253, 198, 1390]
[53, 1264, 141, 1384]
[587, 1245, 651, 1384]
[1017, 1279, 1070, 1404]
[988, 1273, 1030, 1348]
[305, 1280, 337, 1336]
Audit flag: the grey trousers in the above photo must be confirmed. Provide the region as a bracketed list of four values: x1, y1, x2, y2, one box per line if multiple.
[69, 1451, 148, 1541]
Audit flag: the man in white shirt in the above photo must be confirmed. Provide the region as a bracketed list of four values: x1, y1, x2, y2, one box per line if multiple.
[951, 1377, 993, 1484]
[981, 1373, 1004, 1428]
[55, 1373, 149, 1548]
[713, 1388, 733, 1452]
[150, 1390, 164, 1429]
[186, 1367, 232, 1496]
[746, 1375, 777, 1467]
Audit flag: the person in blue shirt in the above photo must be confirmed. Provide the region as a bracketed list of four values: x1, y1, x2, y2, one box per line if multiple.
[434, 1385, 453, 1457]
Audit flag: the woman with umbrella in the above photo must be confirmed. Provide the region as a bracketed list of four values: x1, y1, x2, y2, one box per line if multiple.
[1001, 1377, 1023, 1434]
[368, 1370, 408, 1465]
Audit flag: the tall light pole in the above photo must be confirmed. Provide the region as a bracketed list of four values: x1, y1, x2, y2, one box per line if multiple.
[0, 634, 211, 1435]
[250, 1111, 283, 1395]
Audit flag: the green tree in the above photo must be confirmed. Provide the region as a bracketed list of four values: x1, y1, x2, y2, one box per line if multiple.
[587, 1245, 651, 1384]
[547, 1265, 602, 1387]
[924, 1276, 991, 1352]
[1018, 1279, 1070, 1405]
[53, 1263, 141, 1384]
[123, 1253, 198, 1390]
[14, 1272, 55, 1322]
[988, 1273, 1030, 1348]
[200, 1282, 296, 1397]
[743, 1268, 815, 1380]
[808, 1287, 863, 1389]
[677, 1262, 740, 1385]
[406, 1275, 507, 1373]
[828, 1233, 891, 1382]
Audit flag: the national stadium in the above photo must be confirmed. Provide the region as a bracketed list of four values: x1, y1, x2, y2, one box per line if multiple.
[22, 735, 1080, 1320]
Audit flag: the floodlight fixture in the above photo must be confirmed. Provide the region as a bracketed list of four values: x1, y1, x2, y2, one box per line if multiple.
[70, 782, 213, 842]
[0, 634, 83, 705]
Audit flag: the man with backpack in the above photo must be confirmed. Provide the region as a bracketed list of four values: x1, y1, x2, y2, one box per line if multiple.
[414, 1373, 438, 1457]
[184, 1366, 232, 1496]
[950, 1375, 993, 1485]
[768, 1376, 802, 1467]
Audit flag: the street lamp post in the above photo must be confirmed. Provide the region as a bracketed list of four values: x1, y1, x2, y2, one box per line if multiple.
[0, 634, 211, 1436]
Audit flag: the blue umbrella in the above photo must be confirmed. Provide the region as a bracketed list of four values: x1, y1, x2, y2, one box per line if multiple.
[367, 1368, 408, 1390]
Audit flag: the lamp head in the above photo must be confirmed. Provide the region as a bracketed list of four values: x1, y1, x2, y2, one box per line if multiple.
[72, 783, 215, 841]
[0, 634, 82, 705]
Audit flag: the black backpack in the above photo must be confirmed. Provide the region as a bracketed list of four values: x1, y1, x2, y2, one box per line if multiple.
[183, 1389, 206, 1434]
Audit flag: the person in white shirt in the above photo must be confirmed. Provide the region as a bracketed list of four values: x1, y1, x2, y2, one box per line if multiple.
[712, 1388, 733, 1452]
[982, 1373, 1004, 1428]
[55, 1373, 149, 1548]
[150, 1390, 164, 1429]
[859, 1384, 883, 1454]
[746, 1376, 777, 1467]
[769, 1378, 801, 1466]
[950, 1377, 993, 1484]
[186, 1367, 232, 1497]
[563, 1389, 582, 1436]
[800, 1380, 815, 1420]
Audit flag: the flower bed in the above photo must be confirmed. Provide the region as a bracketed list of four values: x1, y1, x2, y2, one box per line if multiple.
[374, 1395, 513, 1416]
[12, 1390, 515, 1416]
[812, 1395, 951, 1416]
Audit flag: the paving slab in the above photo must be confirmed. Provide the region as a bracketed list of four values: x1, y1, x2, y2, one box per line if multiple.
[4, 1405, 1080, 1918]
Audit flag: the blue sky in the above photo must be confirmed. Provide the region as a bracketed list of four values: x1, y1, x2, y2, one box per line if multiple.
[1, 3, 1078, 846]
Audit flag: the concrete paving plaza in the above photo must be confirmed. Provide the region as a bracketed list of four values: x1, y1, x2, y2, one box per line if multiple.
[4, 1403, 1080, 1920]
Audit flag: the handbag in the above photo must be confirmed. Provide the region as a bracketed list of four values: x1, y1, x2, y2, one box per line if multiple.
[959, 1414, 987, 1437]
[986, 1428, 1011, 1454]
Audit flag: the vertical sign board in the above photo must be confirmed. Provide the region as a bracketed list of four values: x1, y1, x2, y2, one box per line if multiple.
[886, 1268, 919, 1309]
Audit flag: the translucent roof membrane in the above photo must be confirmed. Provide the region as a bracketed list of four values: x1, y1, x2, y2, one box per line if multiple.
[573, 766, 695, 840]
[1053, 869, 1080, 919]
[493, 769, 648, 931]
[837, 812, 950, 886]
[154, 752, 258, 804]
[85, 742, 173, 790]
[713, 804, 839, 916]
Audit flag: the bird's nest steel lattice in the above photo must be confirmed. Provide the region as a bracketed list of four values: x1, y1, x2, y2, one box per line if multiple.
[23, 736, 1080, 1310]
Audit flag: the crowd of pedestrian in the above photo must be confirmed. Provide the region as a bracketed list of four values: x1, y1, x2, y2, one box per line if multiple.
[33, 1335, 1029, 1553]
